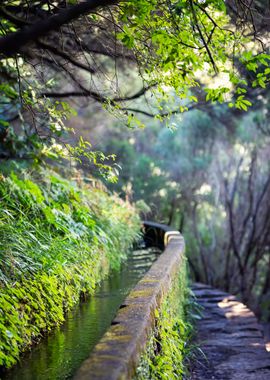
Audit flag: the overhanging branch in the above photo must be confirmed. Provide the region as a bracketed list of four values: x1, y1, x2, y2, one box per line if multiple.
[41, 84, 156, 103]
[0, 0, 118, 57]
[37, 41, 96, 74]
[122, 102, 204, 118]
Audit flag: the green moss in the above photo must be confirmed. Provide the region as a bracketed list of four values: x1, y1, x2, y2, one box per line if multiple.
[0, 165, 141, 368]
[129, 288, 155, 299]
[134, 257, 195, 380]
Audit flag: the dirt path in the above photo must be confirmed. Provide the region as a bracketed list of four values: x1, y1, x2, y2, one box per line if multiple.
[190, 283, 270, 380]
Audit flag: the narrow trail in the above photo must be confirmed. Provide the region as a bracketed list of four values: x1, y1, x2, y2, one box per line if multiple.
[191, 283, 270, 380]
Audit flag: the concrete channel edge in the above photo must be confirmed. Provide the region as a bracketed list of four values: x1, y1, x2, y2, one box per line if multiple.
[74, 223, 185, 380]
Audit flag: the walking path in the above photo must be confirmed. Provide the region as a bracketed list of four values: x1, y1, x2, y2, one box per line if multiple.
[190, 283, 270, 380]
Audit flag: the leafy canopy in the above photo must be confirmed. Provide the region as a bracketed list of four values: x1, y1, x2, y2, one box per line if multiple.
[0, 0, 269, 167]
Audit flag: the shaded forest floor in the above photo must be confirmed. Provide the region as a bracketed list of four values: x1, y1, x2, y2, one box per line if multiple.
[190, 283, 270, 380]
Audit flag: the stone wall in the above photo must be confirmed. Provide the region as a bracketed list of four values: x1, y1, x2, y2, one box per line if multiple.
[74, 224, 185, 380]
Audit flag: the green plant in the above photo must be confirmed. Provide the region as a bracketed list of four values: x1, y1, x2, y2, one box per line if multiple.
[134, 258, 198, 380]
[0, 164, 141, 368]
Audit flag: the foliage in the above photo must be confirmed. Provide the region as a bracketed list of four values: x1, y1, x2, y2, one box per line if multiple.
[0, 0, 270, 166]
[134, 258, 198, 380]
[185, 131, 270, 315]
[99, 108, 216, 224]
[0, 58, 117, 178]
[0, 163, 141, 368]
[96, 86, 270, 320]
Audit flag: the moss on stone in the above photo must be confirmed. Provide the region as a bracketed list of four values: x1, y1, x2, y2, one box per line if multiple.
[134, 256, 194, 380]
[129, 288, 156, 299]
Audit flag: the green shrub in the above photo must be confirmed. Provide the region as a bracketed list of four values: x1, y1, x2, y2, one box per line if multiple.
[0, 166, 140, 368]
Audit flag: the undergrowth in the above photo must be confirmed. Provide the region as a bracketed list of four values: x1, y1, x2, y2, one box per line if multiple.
[134, 258, 200, 379]
[0, 163, 140, 368]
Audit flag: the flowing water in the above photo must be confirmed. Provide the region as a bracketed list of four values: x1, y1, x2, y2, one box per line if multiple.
[2, 247, 160, 380]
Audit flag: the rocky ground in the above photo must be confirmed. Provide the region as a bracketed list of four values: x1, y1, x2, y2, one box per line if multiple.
[190, 283, 270, 380]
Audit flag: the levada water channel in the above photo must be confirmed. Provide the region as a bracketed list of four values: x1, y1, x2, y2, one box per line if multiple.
[2, 247, 161, 380]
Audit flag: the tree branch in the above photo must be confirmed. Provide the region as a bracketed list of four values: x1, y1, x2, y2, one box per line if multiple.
[0, 0, 118, 57]
[41, 84, 155, 103]
[37, 41, 96, 74]
[0, 6, 30, 28]
[122, 102, 204, 118]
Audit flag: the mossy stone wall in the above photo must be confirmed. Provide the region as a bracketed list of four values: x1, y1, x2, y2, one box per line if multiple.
[74, 235, 186, 380]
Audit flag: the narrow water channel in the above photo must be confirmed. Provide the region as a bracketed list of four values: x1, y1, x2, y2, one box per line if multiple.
[3, 247, 160, 380]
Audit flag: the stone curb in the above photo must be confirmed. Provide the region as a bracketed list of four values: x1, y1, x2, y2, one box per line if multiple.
[74, 234, 185, 380]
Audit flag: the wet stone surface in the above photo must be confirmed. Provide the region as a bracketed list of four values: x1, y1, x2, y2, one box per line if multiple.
[191, 283, 270, 380]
